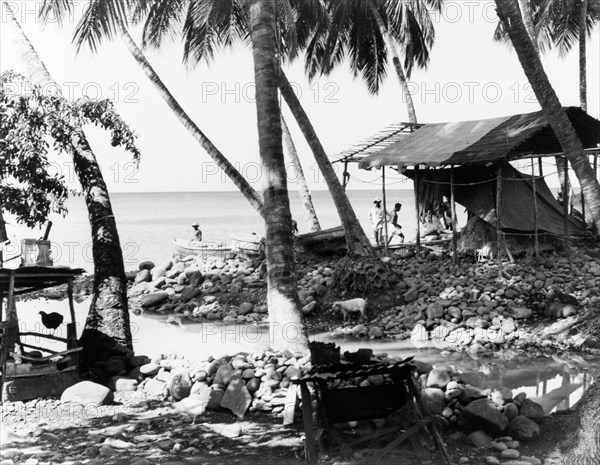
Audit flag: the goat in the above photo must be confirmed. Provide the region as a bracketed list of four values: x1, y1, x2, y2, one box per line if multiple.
[331, 298, 367, 321]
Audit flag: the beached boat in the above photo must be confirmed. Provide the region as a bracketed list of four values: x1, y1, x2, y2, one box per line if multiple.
[231, 233, 263, 258]
[172, 239, 232, 258]
[296, 226, 346, 254]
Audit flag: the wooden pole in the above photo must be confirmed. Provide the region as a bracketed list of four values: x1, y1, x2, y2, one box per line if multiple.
[496, 163, 503, 261]
[450, 166, 458, 264]
[382, 167, 389, 255]
[531, 159, 539, 258]
[414, 166, 421, 257]
[538, 157, 543, 176]
[594, 156, 598, 236]
[563, 157, 570, 239]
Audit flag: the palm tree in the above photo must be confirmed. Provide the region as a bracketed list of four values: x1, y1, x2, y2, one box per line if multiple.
[45, 0, 311, 350]
[39, 2, 265, 217]
[281, 115, 321, 232]
[494, 0, 600, 230]
[50, 0, 373, 256]
[305, 0, 443, 124]
[2, 1, 133, 357]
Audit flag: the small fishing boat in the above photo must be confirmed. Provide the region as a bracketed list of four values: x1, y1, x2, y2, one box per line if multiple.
[296, 226, 346, 254]
[172, 239, 232, 259]
[231, 233, 263, 258]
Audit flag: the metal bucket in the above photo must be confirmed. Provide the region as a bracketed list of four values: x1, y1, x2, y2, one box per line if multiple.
[20, 239, 53, 267]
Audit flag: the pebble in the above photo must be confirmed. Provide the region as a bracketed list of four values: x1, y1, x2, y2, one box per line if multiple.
[500, 449, 521, 460]
[485, 457, 500, 465]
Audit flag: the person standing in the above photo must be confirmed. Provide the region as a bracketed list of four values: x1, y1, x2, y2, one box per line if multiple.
[369, 198, 386, 246]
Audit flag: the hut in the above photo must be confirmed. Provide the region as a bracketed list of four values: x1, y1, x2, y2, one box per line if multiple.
[336, 107, 600, 259]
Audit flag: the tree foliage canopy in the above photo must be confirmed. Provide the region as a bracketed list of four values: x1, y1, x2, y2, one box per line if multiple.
[0, 71, 140, 229]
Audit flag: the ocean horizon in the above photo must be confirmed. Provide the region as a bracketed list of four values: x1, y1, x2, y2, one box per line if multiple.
[3, 188, 458, 272]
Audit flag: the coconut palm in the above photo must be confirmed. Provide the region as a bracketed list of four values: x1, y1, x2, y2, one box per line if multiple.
[305, 0, 443, 124]
[43, 0, 374, 256]
[43, 0, 314, 350]
[38, 2, 264, 217]
[494, 0, 600, 230]
[2, 1, 133, 357]
[495, 0, 599, 197]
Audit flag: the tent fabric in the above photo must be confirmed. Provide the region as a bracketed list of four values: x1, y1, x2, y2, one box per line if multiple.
[404, 164, 586, 236]
[358, 107, 600, 169]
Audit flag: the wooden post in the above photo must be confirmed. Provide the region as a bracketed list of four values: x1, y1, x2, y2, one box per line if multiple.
[496, 163, 503, 261]
[563, 157, 570, 240]
[382, 167, 389, 255]
[300, 382, 318, 464]
[414, 166, 421, 257]
[531, 159, 539, 258]
[450, 166, 458, 264]
[342, 161, 349, 191]
[538, 157, 543, 177]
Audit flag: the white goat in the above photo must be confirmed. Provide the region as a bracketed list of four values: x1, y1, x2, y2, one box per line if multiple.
[331, 298, 367, 321]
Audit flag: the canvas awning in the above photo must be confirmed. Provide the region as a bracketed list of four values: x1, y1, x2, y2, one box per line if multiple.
[357, 107, 600, 169]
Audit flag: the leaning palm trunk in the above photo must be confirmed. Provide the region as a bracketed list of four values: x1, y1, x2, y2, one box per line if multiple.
[579, 0, 588, 112]
[4, 0, 132, 354]
[118, 26, 264, 216]
[281, 115, 321, 232]
[278, 72, 375, 257]
[495, 0, 600, 231]
[244, 0, 307, 352]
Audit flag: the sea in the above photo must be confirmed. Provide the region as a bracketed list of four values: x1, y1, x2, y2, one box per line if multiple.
[3, 189, 460, 272]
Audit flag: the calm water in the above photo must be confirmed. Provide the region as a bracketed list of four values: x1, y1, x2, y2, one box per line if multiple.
[4, 189, 444, 271]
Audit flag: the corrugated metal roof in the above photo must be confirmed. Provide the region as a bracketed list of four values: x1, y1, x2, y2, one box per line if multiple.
[356, 107, 600, 169]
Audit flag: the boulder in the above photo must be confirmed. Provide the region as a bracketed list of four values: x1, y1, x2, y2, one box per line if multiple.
[507, 415, 540, 441]
[511, 307, 532, 319]
[220, 377, 252, 418]
[518, 399, 544, 422]
[141, 291, 169, 307]
[369, 327, 383, 338]
[427, 368, 450, 389]
[421, 388, 445, 415]
[109, 377, 138, 392]
[139, 362, 160, 376]
[213, 363, 235, 386]
[504, 403, 519, 419]
[138, 261, 155, 271]
[144, 378, 167, 397]
[105, 356, 127, 375]
[458, 399, 509, 435]
[467, 430, 493, 448]
[61, 381, 113, 406]
[169, 372, 193, 401]
[206, 388, 225, 411]
[128, 355, 151, 368]
[180, 287, 201, 302]
[238, 302, 255, 315]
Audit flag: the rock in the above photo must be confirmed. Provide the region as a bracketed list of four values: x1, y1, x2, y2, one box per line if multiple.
[220, 377, 252, 418]
[404, 288, 419, 303]
[169, 373, 193, 401]
[128, 355, 151, 368]
[507, 415, 540, 441]
[490, 441, 507, 451]
[180, 286, 201, 302]
[206, 388, 225, 410]
[427, 303, 445, 319]
[138, 260, 155, 271]
[302, 301, 318, 315]
[61, 381, 113, 406]
[467, 430, 492, 447]
[519, 399, 544, 422]
[458, 457, 469, 465]
[427, 368, 450, 389]
[239, 302, 255, 315]
[369, 327, 383, 338]
[520, 456, 542, 465]
[110, 376, 138, 392]
[461, 385, 491, 401]
[421, 388, 445, 415]
[246, 378, 261, 395]
[504, 403, 519, 419]
[561, 305, 577, 317]
[188, 271, 204, 287]
[140, 362, 160, 376]
[141, 291, 169, 307]
[351, 324, 368, 336]
[213, 363, 235, 386]
[511, 307, 532, 319]
[151, 266, 167, 280]
[485, 457, 500, 465]
[500, 449, 520, 460]
[458, 371, 485, 387]
[458, 399, 509, 435]
[135, 269, 151, 283]
[144, 378, 167, 397]
[219, 423, 242, 438]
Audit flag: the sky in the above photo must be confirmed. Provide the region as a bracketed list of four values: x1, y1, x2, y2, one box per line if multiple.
[0, 0, 598, 193]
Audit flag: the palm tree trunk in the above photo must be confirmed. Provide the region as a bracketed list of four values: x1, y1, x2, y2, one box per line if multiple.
[244, 0, 307, 352]
[71, 129, 133, 356]
[495, 0, 600, 231]
[3, 0, 132, 356]
[517, 0, 539, 53]
[281, 115, 321, 232]
[579, 0, 587, 112]
[278, 71, 375, 256]
[0, 208, 7, 243]
[118, 25, 265, 216]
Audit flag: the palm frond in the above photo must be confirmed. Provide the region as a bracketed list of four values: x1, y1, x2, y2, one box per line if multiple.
[38, 0, 74, 27]
[72, 0, 130, 53]
[140, 0, 186, 48]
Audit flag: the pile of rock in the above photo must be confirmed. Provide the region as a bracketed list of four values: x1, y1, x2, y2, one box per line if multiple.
[420, 365, 543, 445]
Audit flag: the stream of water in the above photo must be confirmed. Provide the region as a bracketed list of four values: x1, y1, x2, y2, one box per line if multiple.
[15, 298, 600, 415]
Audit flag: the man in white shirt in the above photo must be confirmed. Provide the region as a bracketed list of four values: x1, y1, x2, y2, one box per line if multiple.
[369, 198, 386, 246]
